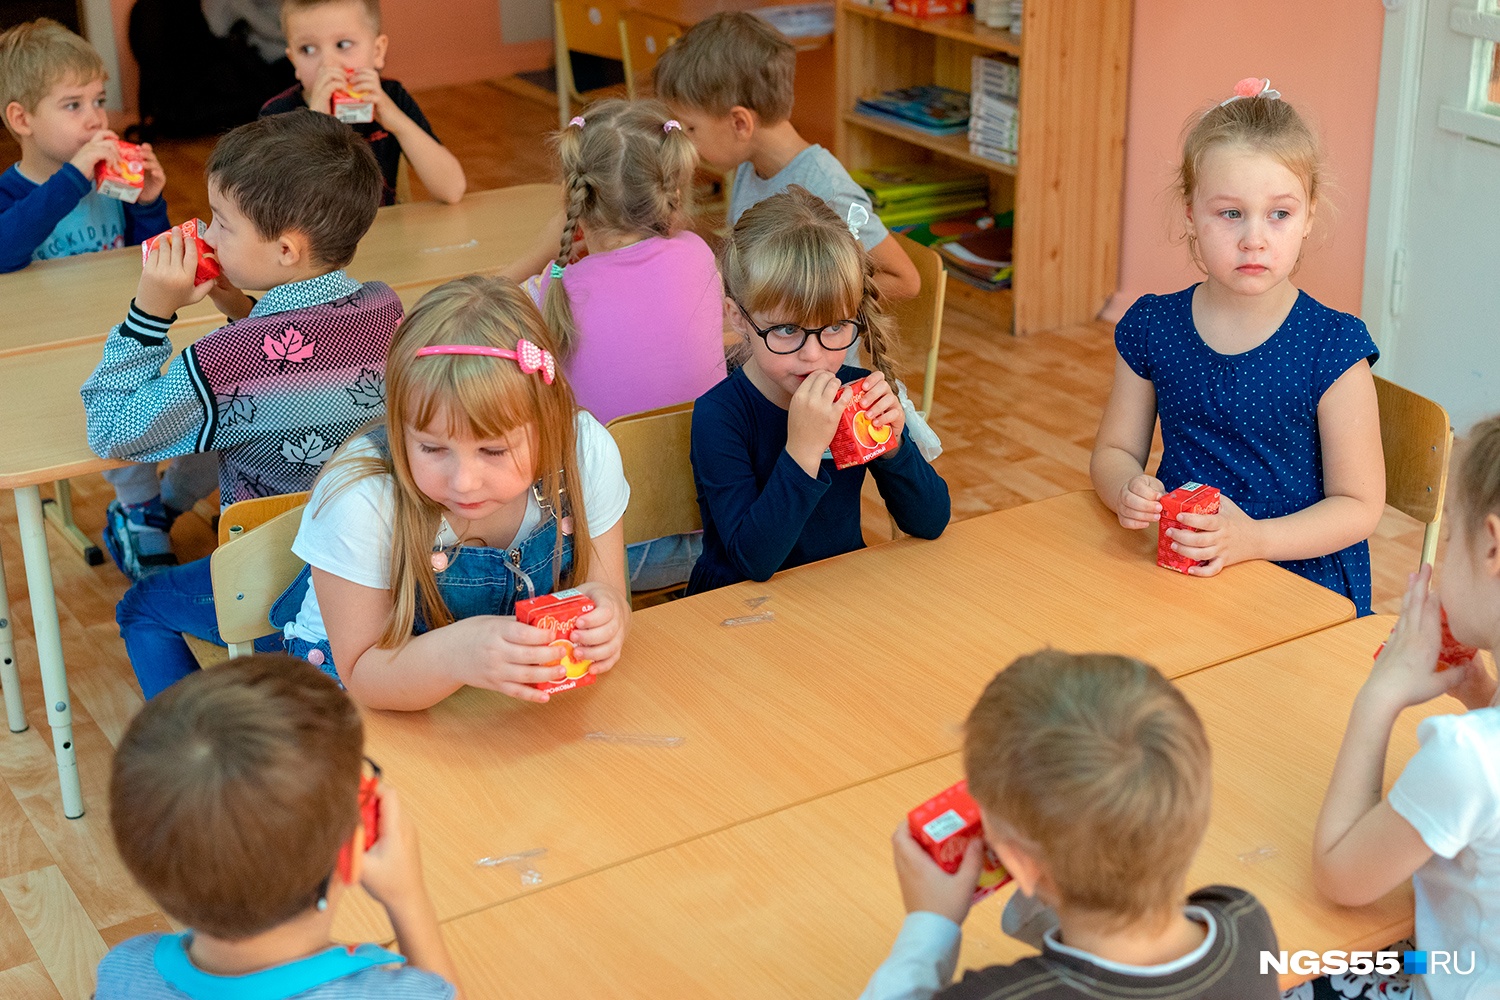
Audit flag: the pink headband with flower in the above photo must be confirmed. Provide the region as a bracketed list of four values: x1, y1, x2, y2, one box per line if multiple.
[415, 340, 557, 384]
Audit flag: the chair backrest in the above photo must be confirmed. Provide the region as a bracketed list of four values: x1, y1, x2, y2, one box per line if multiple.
[395, 155, 413, 204]
[887, 233, 947, 416]
[1374, 374, 1453, 566]
[554, 0, 626, 125]
[605, 401, 700, 546]
[619, 10, 681, 100]
[211, 500, 309, 656]
[218, 491, 311, 546]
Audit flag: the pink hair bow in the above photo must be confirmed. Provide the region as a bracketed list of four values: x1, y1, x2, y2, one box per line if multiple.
[415, 339, 557, 384]
[1220, 77, 1280, 106]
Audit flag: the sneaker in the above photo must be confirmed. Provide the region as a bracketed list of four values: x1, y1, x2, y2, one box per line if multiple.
[102, 498, 179, 581]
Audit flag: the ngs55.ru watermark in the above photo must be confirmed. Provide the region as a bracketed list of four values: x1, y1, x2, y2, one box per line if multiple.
[1261, 950, 1478, 976]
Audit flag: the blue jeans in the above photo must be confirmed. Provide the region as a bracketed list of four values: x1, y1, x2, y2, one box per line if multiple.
[626, 532, 703, 591]
[116, 555, 284, 698]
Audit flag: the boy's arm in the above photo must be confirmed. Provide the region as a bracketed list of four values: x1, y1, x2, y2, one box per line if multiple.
[358, 74, 466, 204]
[0, 165, 91, 273]
[80, 303, 211, 461]
[868, 234, 921, 302]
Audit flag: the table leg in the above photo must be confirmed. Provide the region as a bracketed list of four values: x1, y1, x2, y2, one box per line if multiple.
[42, 480, 105, 566]
[14, 486, 83, 819]
[0, 549, 26, 733]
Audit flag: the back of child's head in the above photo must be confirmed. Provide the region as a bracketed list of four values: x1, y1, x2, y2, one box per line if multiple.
[1454, 415, 1500, 541]
[281, 0, 383, 32]
[1179, 84, 1322, 209]
[206, 108, 381, 270]
[651, 11, 794, 122]
[721, 185, 896, 386]
[964, 650, 1212, 926]
[110, 655, 363, 940]
[0, 18, 104, 135]
[544, 97, 698, 359]
[329, 276, 588, 646]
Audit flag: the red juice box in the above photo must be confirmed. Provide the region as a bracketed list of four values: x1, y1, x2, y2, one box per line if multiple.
[908, 780, 1011, 902]
[332, 70, 375, 123]
[1375, 607, 1479, 671]
[892, 0, 968, 16]
[515, 589, 596, 694]
[95, 140, 146, 202]
[142, 219, 221, 284]
[829, 380, 894, 470]
[1157, 482, 1221, 574]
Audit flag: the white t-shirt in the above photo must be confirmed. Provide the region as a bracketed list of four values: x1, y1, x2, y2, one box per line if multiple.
[285, 412, 629, 643]
[1388, 707, 1500, 1000]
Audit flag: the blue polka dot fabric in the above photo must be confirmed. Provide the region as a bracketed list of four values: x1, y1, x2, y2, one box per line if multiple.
[1116, 285, 1380, 616]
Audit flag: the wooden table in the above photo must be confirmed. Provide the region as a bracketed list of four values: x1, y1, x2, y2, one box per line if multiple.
[0, 185, 560, 817]
[0, 184, 559, 358]
[335, 491, 1353, 940]
[427, 616, 1444, 996]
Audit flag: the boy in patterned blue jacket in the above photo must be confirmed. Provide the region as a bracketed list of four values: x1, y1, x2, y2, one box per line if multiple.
[81, 109, 403, 697]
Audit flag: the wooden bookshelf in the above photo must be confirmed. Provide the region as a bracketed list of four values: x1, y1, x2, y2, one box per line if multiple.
[835, 1, 1131, 334]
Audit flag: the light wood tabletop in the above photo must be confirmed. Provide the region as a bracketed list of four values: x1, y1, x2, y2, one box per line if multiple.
[427, 616, 1445, 997]
[0, 184, 559, 358]
[335, 491, 1354, 940]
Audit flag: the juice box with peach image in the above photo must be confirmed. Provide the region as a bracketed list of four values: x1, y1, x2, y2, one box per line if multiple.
[515, 589, 596, 694]
[142, 219, 221, 285]
[1157, 482, 1221, 574]
[95, 140, 146, 202]
[829, 380, 895, 470]
[332, 69, 375, 123]
[908, 780, 1011, 902]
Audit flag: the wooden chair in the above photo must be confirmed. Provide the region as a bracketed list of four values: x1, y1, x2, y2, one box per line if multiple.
[605, 402, 699, 606]
[618, 9, 680, 99]
[554, 0, 625, 129]
[395, 155, 414, 204]
[183, 493, 311, 666]
[1374, 375, 1453, 568]
[887, 233, 947, 418]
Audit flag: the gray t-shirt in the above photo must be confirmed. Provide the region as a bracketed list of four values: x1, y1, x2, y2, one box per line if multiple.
[729, 145, 888, 251]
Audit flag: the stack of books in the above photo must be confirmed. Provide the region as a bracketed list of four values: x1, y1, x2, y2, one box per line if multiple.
[894, 211, 1015, 292]
[849, 163, 990, 227]
[854, 85, 970, 137]
[969, 54, 1020, 165]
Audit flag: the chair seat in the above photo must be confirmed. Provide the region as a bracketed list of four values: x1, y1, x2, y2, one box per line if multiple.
[183, 633, 229, 668]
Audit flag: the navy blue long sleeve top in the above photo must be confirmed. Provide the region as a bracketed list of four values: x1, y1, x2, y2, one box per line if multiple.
[0, 162, 170, 273]
[688, 365, 951, 594]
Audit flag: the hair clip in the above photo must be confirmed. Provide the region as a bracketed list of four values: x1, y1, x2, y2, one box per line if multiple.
[663, 119, 682, 134]
[415, 339, 557, 384]
[845, 203, 870, 240]
[549, 261, 566, 279]
[568, 116, 586, 128]
[1220, 77, 1280, 107]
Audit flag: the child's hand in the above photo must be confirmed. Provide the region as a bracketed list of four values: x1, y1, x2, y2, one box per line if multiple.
[308, 62, 348, 115]
[1116, 474, 1164, 530]
[451, 616, 576, 702]
[1367, 564, 1466, 711]
[890, 823, 982, 927]
[347, 67, 391, 122]
[138, 142, 166, 203]
[569, 582, 627, 676]
[1168, 494, 1262, 575]
[358, 783, 429, 909]
[68, 130, 119, 177]
[208, 275, 254, 321]
[136, 227, 216, 318]
[858, 371, 905, 455]
[786, 371, 848, 476]
[1448, 655, 1499, 712]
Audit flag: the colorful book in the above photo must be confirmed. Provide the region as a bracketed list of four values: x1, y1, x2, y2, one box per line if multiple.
[855, 85, 970, 130]
[849, 164, 989, 209]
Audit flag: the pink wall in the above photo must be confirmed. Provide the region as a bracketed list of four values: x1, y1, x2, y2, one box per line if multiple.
[1110, 1, 1385, 320]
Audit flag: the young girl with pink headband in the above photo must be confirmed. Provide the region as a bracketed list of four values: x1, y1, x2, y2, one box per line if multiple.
[273, 275, 631, 710]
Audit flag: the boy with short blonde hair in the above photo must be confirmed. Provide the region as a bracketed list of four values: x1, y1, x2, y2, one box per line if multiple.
[260, 0, 465, 205]
[862, 651, 1281, 999]
[653, 11, 918, 302]
[0, 18, 169, 272]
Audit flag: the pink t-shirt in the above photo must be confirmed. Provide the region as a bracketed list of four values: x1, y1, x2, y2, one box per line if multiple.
[527, 230, 726, 425]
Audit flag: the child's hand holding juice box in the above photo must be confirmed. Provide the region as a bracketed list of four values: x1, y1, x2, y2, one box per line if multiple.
[142, 219, 221, 285]
[332, 68, 375, 123]
[830, 379, 895, 470]
[1156, 482, 1221, 574]
[95, 140, 146, 203]
[908, 780, 1011, 902]
[515, 589, 596, 694]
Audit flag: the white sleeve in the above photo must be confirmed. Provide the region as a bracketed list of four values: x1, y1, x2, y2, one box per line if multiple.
[1388, 712, 1500, 859]
[291, 454, 398, 591]
[858, 912, 962, 1000]
[574, 410, 629, 537]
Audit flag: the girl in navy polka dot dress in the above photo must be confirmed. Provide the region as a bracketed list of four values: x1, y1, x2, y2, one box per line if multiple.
[1091, 79, 1385, 616]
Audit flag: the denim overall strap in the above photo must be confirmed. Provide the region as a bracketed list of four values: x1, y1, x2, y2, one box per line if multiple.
[415, 512, 573, 633]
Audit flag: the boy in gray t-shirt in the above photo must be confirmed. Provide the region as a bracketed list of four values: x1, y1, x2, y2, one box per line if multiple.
[654, 12, 919, 304]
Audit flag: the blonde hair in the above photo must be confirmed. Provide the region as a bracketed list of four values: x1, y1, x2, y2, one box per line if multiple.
[651, 11, 795, 122]
[281, 0, 382, 33]
[1454, 415, 1500, 541]
[964, 650, 1212, 928]
[720, 185, 896, 386]
[546, 98, 698, 360]
[319, 276, 590, 648]
[0, 18, 105, 136]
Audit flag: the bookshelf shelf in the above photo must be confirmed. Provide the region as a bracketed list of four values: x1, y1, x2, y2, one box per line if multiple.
[835, 0, 1131, 334]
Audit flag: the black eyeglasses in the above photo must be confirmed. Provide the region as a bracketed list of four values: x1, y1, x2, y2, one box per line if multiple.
[734, 300, 864, 355]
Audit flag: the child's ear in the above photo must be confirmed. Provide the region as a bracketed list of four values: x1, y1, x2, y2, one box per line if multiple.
[5, 101, 32, 138]
[729, 106, 756, 140]
[277, 230, 310, 268]
[371, 34, 389, 71]
[1482, 513, 1500, 579]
